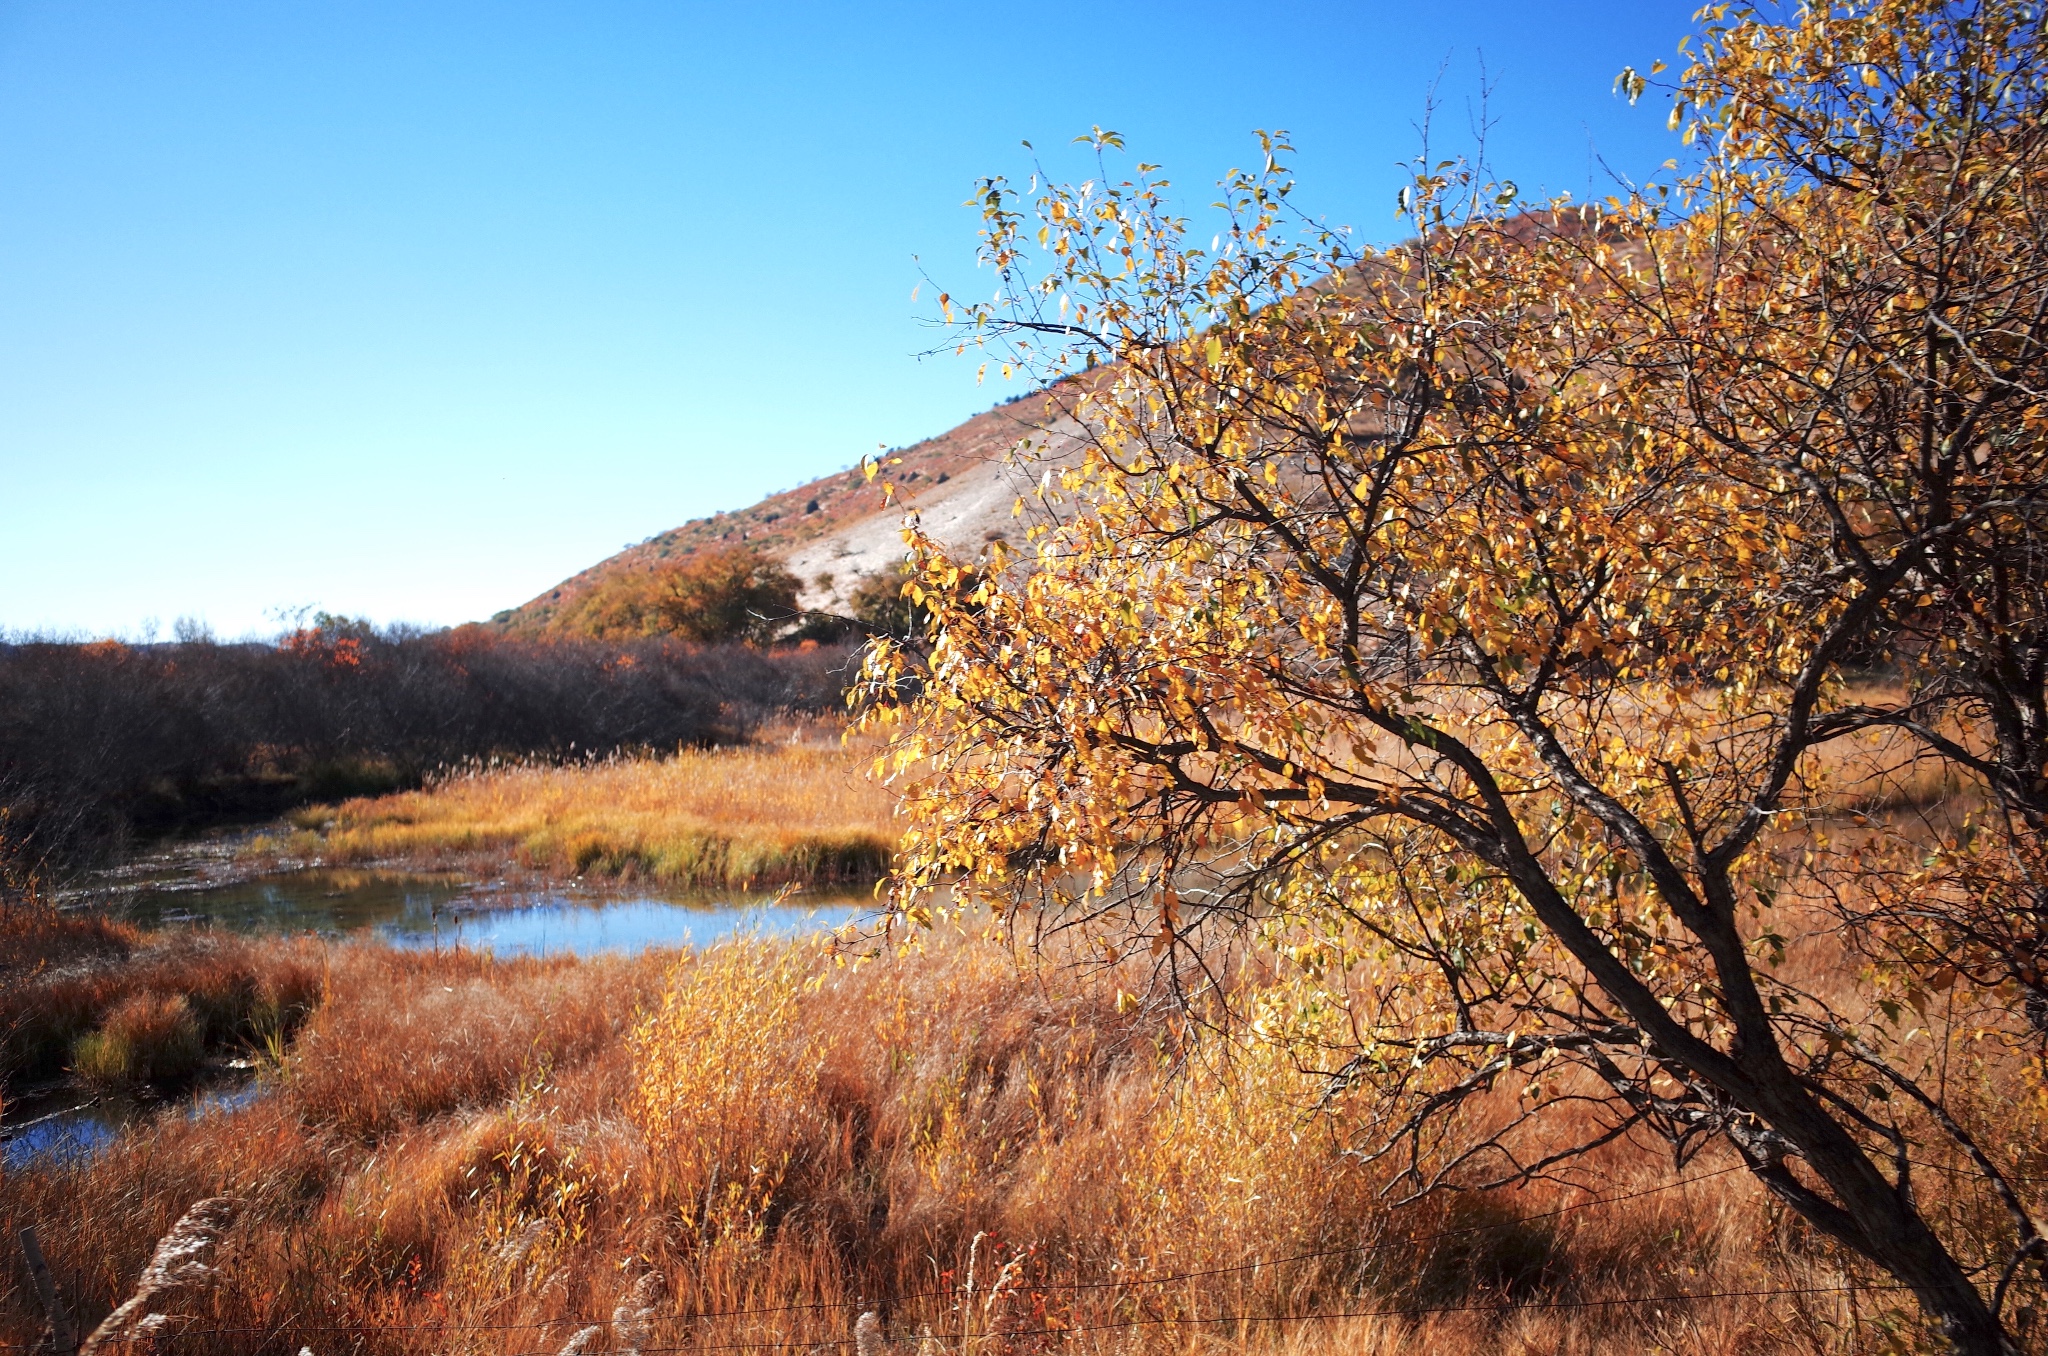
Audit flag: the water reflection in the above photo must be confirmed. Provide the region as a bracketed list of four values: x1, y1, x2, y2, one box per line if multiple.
[1, 1080, 265, 1172]
[386, 895, 858, 955]
[2, 1104, 119, 1168]
[104, 869, 869, 957]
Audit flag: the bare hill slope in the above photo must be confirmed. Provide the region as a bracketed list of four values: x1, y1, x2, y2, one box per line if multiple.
[490, 393, 1082, 634]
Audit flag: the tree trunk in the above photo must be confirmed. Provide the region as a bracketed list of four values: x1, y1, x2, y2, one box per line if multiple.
[1757, 1074, 2010, 1354]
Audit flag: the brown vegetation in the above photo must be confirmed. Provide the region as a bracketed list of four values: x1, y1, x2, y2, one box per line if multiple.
[488, 390, 1062, 638]
[504, 541, 945, 647]
[1, 899, 322, 1095]
[0, 624, 857, 874]
[9, 7, 2045, 1350]
[4, 906, 2034, 1355]
[538, 545, 806, 644]
[868, 2, 2048, 1345]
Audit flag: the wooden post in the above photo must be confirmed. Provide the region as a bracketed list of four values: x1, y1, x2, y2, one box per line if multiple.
[18, 1226, 78, 1356]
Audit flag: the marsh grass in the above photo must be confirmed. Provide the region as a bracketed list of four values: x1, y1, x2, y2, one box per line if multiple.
[0, 901, 323, 1093]
[70, 993, 206, 1086]
[251, 736, 895, 890]
[5, 695, 2042, 1353]
[0, 630, 855, 871]
[5, 917, 2027, 1355]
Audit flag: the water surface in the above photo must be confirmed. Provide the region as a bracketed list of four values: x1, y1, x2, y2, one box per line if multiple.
[103, 868, 869, 956]
[2, 1081, 263, 1172]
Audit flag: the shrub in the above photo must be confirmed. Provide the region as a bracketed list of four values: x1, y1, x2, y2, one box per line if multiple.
[628, 940, 825, 1210]
[846, 562, 924, 639]
[552, 546, 803, 643]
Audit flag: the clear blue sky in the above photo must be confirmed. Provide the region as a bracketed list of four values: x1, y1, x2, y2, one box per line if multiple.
[0, 0, 1700, 638]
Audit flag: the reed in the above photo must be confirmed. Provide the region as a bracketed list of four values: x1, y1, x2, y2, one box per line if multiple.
[70, 993, 205, 1087]
[1, 916, 323, 1092]
[79, 1196, 239, 1355]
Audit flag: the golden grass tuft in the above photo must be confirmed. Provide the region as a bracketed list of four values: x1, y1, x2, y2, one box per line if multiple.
[2, 922, 324, 1091]
[629, 940, 824, 1212]
[10, 694, 2044, 1354]
[255, 739, 896, 889]
[71, 992, 205, 1087]
[283, 943, 669, 1138]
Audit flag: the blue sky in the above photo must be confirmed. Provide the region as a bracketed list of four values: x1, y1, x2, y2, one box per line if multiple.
[0, 0, 1700, 637]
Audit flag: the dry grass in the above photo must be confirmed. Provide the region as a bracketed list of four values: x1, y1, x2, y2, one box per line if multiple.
[1, 900, 323, 1094]
[249, 733, 895, 890]
[71, 993, 206, 1087]
[6, 918, 2026, 1356]
[6, 696, 2043, 1353]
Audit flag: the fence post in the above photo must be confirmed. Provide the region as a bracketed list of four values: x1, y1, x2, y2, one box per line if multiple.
[18, 1226, 78, 1356]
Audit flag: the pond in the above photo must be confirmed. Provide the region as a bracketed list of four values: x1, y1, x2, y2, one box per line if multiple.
[99, 868, 873, 957]
[2, 1080, 263, 1172]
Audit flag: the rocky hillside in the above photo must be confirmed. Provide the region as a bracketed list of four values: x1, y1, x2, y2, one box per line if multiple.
[489, 390, 1083, 635]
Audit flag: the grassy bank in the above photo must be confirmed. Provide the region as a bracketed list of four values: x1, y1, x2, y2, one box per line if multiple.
[4, 916, 2014, 1355]
[250, 733, 896, 890]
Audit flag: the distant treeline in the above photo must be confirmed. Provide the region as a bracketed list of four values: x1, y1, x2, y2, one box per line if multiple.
[0, 619, 859, 876]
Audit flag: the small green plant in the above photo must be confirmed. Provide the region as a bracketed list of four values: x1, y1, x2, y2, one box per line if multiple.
[72, 993, 205, 1087]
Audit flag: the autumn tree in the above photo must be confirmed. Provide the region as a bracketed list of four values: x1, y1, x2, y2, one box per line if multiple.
[652, 545, 802, 643]
[863, 2, 2048, 1349]
[560, 545, 802, 644]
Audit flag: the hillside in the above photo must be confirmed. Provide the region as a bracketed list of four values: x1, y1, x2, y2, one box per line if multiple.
[485, 222, 1564, 642]
[489, 390, 1084, 635]
[485, 218, 1575, 641]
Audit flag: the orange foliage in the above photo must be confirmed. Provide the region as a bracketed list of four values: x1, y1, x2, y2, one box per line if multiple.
[546, 545, 803, 643]
[3, 923, 2035, 1354]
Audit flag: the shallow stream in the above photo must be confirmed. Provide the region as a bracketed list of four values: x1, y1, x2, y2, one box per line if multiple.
[104, 867, 869, 956]
[3, 1080, 263, 1171]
